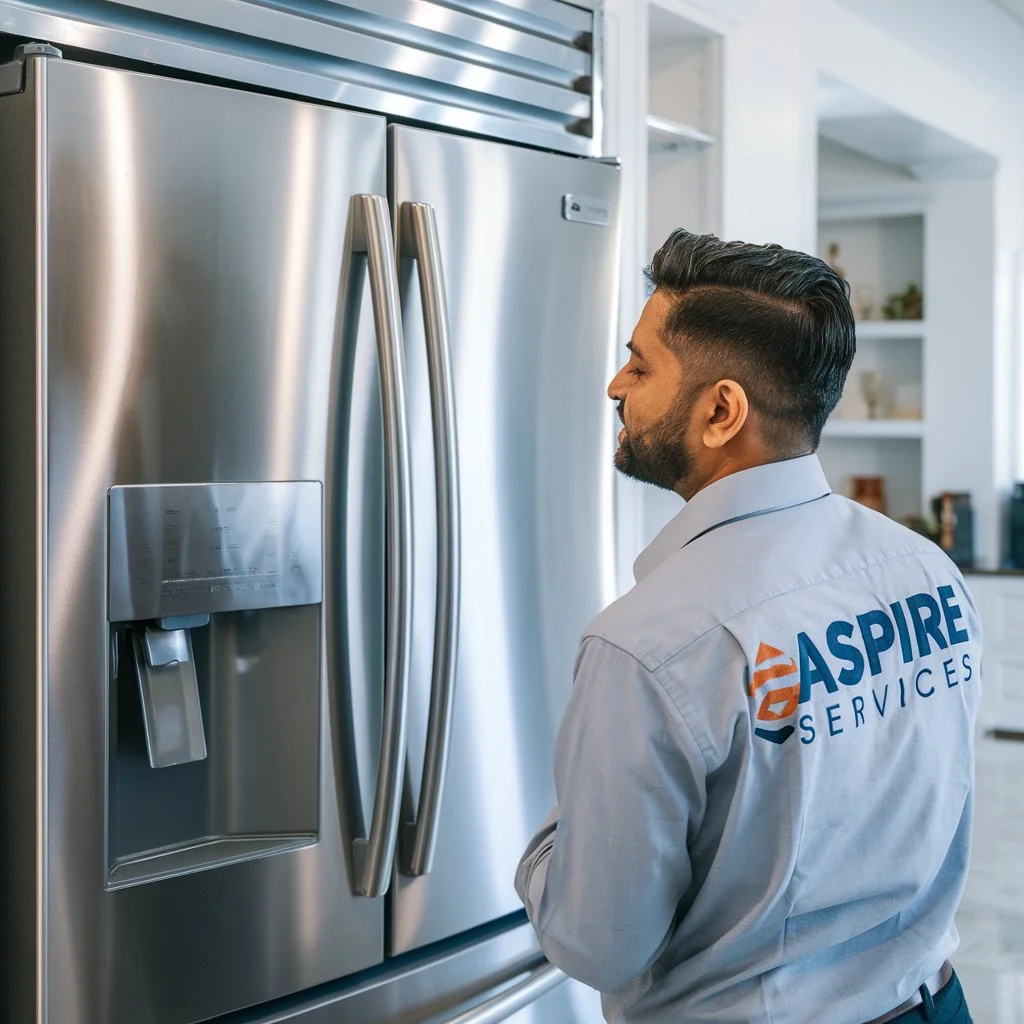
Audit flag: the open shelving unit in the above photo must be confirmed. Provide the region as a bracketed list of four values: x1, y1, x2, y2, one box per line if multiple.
[817, 190, 929, 524]
[813, 78, 1000, 566]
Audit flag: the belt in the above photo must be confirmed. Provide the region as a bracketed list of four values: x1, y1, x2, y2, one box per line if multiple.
[864, 962, 955, 1024]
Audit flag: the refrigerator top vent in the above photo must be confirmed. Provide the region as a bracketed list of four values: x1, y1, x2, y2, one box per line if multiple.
[0, 0, 605, 156]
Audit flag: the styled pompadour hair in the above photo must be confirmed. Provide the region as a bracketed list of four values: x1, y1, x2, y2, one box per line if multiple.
[646, 230, 856, 450]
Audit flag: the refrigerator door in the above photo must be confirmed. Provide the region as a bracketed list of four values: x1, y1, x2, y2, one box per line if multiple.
[390, 125, 621, 953]
[6, 56, 394, 1023]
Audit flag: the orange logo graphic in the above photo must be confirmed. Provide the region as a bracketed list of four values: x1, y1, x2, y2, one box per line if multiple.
[749, 642, 799, 744]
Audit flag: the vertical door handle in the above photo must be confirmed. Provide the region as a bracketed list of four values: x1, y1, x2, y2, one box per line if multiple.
[398, 202, 461, 877]
[339, 193, 413, 898]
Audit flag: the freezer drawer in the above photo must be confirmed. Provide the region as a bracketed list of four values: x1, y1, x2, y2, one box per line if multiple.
[208, 915, 602, 1024]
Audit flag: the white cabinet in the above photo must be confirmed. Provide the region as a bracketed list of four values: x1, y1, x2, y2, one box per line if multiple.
[963, 573, 1024, 734]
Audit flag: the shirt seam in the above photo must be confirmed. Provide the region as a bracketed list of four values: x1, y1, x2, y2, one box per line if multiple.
[591, 544, 948, 675]
[677, 490, 831, 557]
[582, 635, 714, 770]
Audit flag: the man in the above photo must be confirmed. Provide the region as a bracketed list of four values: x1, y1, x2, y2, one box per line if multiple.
[516, 230, 978, 1024]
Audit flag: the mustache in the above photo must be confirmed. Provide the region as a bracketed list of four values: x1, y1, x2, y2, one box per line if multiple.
[617, 401, 625, 426]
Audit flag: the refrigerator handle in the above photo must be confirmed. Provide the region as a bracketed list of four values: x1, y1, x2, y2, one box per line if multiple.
[442, 962, 567, 1024]
[397, 202, 461, 877]
[344, 193, 413, 898]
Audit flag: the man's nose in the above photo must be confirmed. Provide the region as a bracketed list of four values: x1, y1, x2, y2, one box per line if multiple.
[607, 364, 628, 400]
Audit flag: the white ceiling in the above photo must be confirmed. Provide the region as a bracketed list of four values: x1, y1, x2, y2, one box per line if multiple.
[817, 74, 999, 179]
[831, 0, 1024, 103]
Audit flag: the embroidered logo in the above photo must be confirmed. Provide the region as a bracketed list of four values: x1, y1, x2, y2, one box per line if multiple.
[749, 642, 800, 745]
[746, 584, 975, 748]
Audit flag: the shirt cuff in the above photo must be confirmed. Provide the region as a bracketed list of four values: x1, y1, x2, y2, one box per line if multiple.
[515, 804, 559, 908]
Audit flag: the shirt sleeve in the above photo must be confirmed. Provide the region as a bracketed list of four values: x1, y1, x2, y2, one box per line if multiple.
[514, 635, 707, 993]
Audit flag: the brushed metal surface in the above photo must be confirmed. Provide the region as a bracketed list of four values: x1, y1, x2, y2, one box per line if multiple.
[108, 481, 323, 621]
[341, 194, 413, 900]
[3, 55, 392, 1023]
[0, 0, 602, 156]
[101, 0, 590, 119]
[390, 125, 621, 954]
[397, 202, 461, 878]
[0, 55, 22, 94]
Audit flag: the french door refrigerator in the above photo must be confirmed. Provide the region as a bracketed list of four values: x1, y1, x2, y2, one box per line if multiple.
[0, 43, 619, 1024]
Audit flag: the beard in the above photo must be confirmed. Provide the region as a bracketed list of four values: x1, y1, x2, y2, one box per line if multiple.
[614, 399, 695, 492]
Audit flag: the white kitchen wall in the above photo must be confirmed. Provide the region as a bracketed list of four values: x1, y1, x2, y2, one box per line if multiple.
[603, 0, 1024, 584]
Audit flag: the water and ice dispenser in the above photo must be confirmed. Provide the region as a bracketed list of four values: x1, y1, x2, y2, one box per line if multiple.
[106, 482, 324, 884]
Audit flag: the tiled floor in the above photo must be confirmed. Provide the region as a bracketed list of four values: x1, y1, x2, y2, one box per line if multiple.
[955, 734, 1024, 1022]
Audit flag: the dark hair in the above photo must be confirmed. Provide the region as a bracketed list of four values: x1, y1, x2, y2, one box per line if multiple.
[645, 229, 856, 451]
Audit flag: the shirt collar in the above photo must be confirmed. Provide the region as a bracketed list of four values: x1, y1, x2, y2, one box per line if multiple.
[632, 454, 832, 583]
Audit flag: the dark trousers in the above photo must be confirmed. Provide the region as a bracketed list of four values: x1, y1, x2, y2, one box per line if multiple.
[886, 972, 971, 1023]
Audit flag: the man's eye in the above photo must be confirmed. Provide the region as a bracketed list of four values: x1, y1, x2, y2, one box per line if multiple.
[630, 366, 645, 378]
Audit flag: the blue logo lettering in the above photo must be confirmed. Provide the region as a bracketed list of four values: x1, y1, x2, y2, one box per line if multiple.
[857, 609, 896, 677]
[826, 619, 864, 686]
[798, 632, 838, 704]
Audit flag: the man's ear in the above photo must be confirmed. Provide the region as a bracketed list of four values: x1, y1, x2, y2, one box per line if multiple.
[702, 379, 749, 449]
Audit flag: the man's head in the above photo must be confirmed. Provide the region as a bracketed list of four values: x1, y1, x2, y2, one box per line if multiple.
[608, 230, 855, 500]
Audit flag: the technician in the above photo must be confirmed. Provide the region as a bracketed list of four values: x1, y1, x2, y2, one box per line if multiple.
[516, 230, 978, 1024]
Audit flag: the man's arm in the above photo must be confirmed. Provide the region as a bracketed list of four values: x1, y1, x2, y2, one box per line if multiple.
[515, 635, 707, 992]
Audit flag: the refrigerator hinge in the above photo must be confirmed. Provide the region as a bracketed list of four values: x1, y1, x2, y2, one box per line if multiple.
[0, 42, 63, 97]
[14, 42, 63, 59]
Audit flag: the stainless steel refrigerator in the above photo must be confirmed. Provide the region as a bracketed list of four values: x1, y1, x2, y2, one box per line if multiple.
[0, 34, 619, 1024]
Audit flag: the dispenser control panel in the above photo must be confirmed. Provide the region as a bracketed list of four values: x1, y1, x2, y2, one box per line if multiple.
[108, 481, 323, 622]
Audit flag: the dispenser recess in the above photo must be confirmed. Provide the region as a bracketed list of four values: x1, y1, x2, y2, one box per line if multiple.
[106, 481, 324, 886]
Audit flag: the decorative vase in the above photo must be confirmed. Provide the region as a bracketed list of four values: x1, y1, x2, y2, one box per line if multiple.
[851, 476, 886, 515]
[859, 370, 884, 420]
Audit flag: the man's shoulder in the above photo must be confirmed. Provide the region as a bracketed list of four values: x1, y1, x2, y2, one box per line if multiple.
[585, 493, 957, 672]
[584, 580, 725, 674]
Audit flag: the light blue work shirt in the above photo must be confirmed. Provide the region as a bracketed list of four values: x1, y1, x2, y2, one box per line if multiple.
[516, 454, 980, 1024]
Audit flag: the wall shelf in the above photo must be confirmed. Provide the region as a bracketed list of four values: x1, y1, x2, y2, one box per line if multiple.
[822, 419, 925, 439]
[646, 114, 714, 152]
[856, 320, 927, 339]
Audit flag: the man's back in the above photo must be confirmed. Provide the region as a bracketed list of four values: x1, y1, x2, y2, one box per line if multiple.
[518, 457, 980, 1023]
